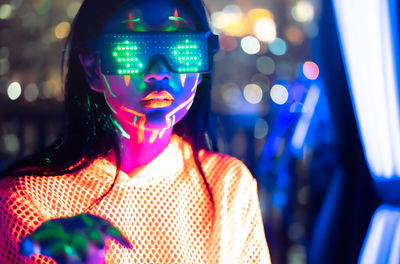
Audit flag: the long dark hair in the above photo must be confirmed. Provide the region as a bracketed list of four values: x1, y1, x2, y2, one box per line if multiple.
[2, 0, 217, 207]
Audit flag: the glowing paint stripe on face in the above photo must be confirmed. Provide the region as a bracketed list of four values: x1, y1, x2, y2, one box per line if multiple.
[124, 75, 131, 87]
[165, 93, 196, 127]
[112, 119, 131, 139]
[116, 104, 146, 142]
[191, 74, 200, 93]
[102, 74, 117, 97]
[180, 74, 187, 87]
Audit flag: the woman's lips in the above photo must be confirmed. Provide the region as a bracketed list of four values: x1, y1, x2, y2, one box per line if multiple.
[140, 91, 174, 108]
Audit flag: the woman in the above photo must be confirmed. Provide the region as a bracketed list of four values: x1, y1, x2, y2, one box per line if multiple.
[0, 0, 271, 263]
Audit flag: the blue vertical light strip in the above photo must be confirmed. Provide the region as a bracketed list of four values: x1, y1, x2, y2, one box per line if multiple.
[332, 0, 400, 262]
[332, 0, 400, 180]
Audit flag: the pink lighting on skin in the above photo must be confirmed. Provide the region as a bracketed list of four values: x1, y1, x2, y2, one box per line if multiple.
[80, 1, 201, 176]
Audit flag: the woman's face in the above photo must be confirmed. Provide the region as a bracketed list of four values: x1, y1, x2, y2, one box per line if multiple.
[81, 0, 202, 133]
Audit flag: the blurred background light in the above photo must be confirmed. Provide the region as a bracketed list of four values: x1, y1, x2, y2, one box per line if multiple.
[54, 22, 71, 39]
[3, 134, 20, 153]
[284, 25, 305, 45]
[221, 82, 242, 106]
[291, 1, 315, 23]
[270, 84, 289, 105]
[254, 18, 277, 42]
[268, 38, 287, 56]
[243, 83, 263, 104]
[7, 81, 22, 100]
[219, 35, 238, 51]
[241, 36, 261, 54]
[24, 83, 39, 102]
[254, 118, 269, 139]
[0, 4, 13, 20]
[302, 61, 319, 80]
[256, 56, 275, 75]
[34, 0, 51, 15]
[0, 58, 10, 75]
[248, 8, 274, 22]
[66, 1, 81, 19]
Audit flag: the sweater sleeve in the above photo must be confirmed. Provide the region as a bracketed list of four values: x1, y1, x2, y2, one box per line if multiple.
[240, 178, 271, 264]
[200, 151, 271, 264]
[0, 181, 53, 264]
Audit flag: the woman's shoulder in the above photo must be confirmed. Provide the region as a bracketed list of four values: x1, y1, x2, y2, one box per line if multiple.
[197, 149, 256, 194]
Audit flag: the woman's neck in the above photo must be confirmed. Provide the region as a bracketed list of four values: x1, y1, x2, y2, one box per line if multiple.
[106, 120, 174, 176]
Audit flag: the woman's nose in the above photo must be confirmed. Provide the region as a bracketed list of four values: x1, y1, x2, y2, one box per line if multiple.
[143, 56, 172, 83]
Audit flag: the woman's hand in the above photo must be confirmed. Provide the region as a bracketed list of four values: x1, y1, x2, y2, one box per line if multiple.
[19, 213, 131, 264]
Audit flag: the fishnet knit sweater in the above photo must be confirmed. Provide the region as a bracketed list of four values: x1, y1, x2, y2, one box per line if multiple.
[0, 135, 271, 263]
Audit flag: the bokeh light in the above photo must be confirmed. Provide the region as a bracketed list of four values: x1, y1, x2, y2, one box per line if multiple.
[66, 1, 81, 18]
[302, 61, 319, 80]
[24, 83, 40, 102]
[0, 58, 10, 75]
[34, 0, 51, 15]
[243, 83, 263, 104]
[284, 25, 305, 45]
[248, 8, 274, 22]
[270, 84, 289, 105]
[241, 36, 261, 55]
[221, 82, 241, 106]
[256, 56, 275, 75]
[254, 18, 277, 42]
[303, 21, 319, 38]
[254, 118, 269, 139]
[251, 74, 271, 91]
[219, 35, 237, 51]
[268, 38, 287, 56]
[291, 1, 315, 23]
[3, 134, 20, 153]
[54, 22, 71, 39]
[0, 4, 13, 20]
[7, 82, 22, 100]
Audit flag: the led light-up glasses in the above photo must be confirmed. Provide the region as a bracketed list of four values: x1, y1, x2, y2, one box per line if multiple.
[90, 31, 219, 75]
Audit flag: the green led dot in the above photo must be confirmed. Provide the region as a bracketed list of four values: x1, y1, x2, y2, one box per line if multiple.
[186, 51, 189, 54]
[174, 51, 178, 55]
[135, 70, 139, 73]
[118, 70, 122, 74]
[126, 52, 129, 55]
[182, 57, 185, 60]
[126, 40, 129, 44]
[198, 62, 201, 65]
[186, 62, 189, 65]
[190, 57, 193, 60]
[186, 40, 189, 43]
[117, 47, 121, 50]
[178, 46, 181, 49]
[134, 58, 138, 61]
[123, 70, 126, 73]
[118, 58, 121, 62]
[186, 46, 189, 48]
[113, 52, 117, 56]
[139, 63, 143, 67]
[130, 47, 133, 50]
[194, 45, 197, 48]
[190, 46, 193, 48]
[122, 47, 125, 50]
[195, 68, 198, 71]
[194, 56, 197, 60]
[127, 64, 130, 67]
[134, 46, 138, 50]
[131, 58, 134, 61]
[186, 57, 189, 60]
